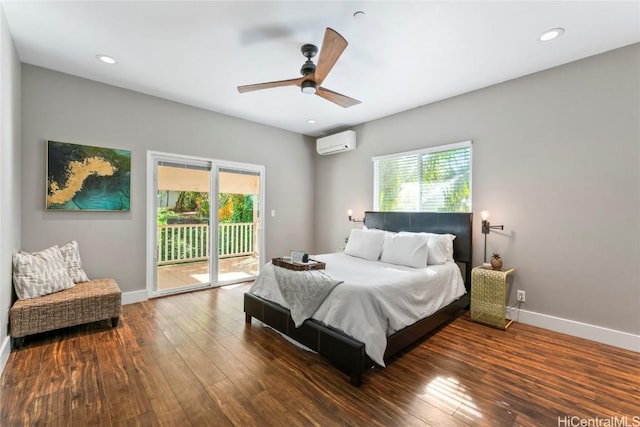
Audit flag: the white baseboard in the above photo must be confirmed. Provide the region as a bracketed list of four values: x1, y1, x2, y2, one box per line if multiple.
[0, 336, 11, 377]
[121, 289, 148, 305]
[507, 307, 640, 353]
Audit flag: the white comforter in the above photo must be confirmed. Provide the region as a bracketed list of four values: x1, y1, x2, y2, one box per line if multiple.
[249, 253, 466, 366]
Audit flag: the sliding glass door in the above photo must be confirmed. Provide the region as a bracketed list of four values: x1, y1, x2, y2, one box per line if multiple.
[153, 157, 213, 295]
[217, 168, 261, 284]
[147, 152, 265, 297]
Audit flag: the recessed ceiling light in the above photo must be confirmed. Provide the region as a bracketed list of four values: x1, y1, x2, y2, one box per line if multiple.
[96, 54, 117, 64]
[539, 28, 565, 42]
[307, 119, 317, 124]
[353, 11, 365, 20]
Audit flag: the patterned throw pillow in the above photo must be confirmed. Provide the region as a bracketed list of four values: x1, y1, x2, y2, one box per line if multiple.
[12, 245, 76, 299]
[59, 240, 90, 283]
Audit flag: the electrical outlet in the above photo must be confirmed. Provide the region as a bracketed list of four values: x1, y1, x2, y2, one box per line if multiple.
[517, 290, 526, 303]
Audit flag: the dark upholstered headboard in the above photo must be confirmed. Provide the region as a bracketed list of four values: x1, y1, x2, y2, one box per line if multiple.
[363, 211, 473, 290]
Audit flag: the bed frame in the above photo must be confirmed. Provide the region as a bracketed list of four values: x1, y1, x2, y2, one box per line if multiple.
[244, 211, 473, 386]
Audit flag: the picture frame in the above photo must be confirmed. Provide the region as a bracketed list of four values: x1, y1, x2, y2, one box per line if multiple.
[46, 140, 131, 211]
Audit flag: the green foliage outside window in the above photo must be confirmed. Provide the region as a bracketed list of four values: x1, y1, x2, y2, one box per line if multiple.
[157, 191, 255, 263]
[375, 143, 471, 213]
[157, 206, 180, 226]
[218, 193, 254, 223]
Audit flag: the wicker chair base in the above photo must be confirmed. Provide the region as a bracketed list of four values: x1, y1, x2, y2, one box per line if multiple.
[9, 278, 122, 348]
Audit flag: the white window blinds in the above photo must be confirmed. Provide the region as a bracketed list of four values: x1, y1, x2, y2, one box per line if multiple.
[373, 141, 472, 212]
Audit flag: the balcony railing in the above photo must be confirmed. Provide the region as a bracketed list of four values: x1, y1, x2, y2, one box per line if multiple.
[157, 222, 255, 265]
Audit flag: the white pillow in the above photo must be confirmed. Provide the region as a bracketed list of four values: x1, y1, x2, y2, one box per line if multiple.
[380, 232, 429, 268]
[59, 240, 90, 283]
[399, 232, 456, 265]
[425, 233, 456, 264]
[344, 228, 386, 261]
[12, 245, 75, 299]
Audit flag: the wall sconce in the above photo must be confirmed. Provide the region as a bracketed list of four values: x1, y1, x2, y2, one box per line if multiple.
[481, 210, 504, 263]
[347, 209, 363, 223]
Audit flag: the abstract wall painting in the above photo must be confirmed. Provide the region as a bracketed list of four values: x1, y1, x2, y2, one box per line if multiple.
[46, 140, 131, 211]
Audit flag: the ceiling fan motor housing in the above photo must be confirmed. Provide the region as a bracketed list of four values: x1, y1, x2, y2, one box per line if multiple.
[300, 44, 317, 76]
[300, 59, 316, 76]
[300, 43, 318, 93]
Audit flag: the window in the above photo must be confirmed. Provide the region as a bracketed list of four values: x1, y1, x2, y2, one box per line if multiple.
[373, 141, 472, 212]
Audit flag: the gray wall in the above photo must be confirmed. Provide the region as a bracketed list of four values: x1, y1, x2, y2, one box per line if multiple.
[21, 65, 315, 294]
[9, 34, 640, 351]
[314, 44, 640, 336]
[0, 7, 21, 366]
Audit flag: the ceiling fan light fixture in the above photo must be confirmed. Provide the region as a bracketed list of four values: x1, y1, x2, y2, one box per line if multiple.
[301, 80, 317, 94]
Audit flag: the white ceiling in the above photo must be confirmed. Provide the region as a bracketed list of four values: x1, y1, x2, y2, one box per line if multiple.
[2, 1, 639, 137]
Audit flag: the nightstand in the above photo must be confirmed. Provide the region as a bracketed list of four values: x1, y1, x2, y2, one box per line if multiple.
[471, 266, 516, 330]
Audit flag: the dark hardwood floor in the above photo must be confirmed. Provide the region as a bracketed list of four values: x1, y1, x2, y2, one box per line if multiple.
[1, 282, 638, 426]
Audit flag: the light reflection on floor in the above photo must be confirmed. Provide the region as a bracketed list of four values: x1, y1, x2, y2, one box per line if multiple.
[421, 376, 482, 420]
[219, 282, 251, 290]
[192, 272, 253, 283]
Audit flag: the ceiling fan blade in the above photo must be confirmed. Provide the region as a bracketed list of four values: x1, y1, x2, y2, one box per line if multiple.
[237, 77, 303, 93]
[316, 87, 361, 108]
[314, 28, 348, 86]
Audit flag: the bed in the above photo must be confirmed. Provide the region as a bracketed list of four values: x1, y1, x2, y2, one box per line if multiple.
[244, 211, 473, 386]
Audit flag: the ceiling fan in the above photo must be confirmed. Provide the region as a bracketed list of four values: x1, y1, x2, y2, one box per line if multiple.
[237, 28, 361, 108]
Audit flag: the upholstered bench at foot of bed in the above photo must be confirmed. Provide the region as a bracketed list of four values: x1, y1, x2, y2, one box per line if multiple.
[9, 278, 122, 349]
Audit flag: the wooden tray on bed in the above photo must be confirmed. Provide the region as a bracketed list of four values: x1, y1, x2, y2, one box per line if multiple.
[272, 257, 326, 271]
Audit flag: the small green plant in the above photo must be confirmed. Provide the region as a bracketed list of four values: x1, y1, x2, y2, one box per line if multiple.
[157, 207, 181, 226]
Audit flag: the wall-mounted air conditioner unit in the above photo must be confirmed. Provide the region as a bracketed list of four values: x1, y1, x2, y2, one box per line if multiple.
[316, 130, 356, 155]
